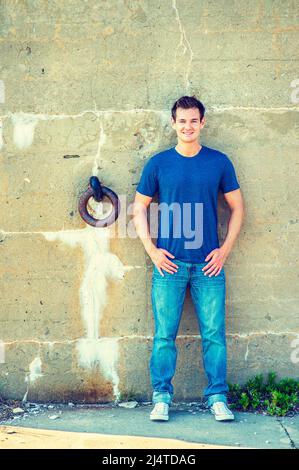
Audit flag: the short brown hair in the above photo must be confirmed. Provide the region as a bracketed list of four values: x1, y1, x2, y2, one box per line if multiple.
[171, 95, 205, 122]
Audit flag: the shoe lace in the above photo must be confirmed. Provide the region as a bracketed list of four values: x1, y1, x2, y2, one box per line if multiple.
[213, 402, 230, 414]
[155, 402, 168, 412]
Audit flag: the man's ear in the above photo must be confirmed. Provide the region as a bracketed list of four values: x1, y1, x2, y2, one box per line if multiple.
[171, 117, 176, 129]
[200, 116, 206, 128]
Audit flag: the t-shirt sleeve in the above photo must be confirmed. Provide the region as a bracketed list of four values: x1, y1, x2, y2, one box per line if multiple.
[219, 157, 240, 193]
[136, 158, 158, 197]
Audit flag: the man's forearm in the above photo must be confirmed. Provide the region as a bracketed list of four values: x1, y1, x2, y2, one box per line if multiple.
[221, 206, 244, 257]
[133, 207, 155, 256]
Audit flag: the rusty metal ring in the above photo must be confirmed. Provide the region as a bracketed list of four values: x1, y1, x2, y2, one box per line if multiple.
[78, 183, 120, 228]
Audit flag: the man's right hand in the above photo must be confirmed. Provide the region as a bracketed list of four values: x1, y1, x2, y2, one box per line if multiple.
[148, 247, 179, 277]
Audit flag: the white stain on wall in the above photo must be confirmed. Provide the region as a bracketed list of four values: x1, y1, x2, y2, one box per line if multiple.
[11, 112, 39, 149]
[0, 119, 3, 151]
[92, 120, 107, 176]
[0, 79, 5, 151]
[42, 225, 134, 400]
[23, 356, 43, 402]
[76, 337, 119, 398]
[0, 80, 4, 103]
[0, 340, 5, 364]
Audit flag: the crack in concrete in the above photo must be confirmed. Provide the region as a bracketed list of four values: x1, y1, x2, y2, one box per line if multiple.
[2, 331, 297, 346]
[210, 105, 299, 113]
[172, 0, 194, 93]
[0, 109, 169, 121]
[244, 340, 250, 361]
[277, 419, 297, 449]
[1, 106, 298, 124]
[92, 117, 106, 175]
[2, 340, 78, 347]
[0, 109, 169, 150]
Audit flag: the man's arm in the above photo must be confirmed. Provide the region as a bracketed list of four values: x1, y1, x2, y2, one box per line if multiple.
[132, 192, 156, 256]
[220, 188, 245, 257]
[132, 192, 178, 276]
[202, 188, 245, 277]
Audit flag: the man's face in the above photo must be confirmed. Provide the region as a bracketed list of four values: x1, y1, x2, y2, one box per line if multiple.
[171, 107, 205, 144]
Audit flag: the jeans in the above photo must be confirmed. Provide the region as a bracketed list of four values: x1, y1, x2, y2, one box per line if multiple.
[150, 259, 228, 407]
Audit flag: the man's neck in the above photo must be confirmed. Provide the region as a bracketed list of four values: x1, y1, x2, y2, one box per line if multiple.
[175, 141, 202, 157]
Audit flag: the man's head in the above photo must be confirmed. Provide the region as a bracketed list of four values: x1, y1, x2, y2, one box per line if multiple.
[171, 95, 206, 144]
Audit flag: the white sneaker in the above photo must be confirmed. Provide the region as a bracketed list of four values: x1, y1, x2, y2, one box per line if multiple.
[210, 401, 235, 421]
[150, 402, 169, 421]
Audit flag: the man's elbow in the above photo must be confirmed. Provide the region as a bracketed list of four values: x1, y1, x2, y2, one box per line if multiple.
[132, 202, 146, 226]
[133, 201, 147, 215]
[234, 200, 245, 225]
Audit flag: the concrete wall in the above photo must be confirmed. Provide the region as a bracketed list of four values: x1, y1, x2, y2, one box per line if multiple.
[0, 0, 298, 403]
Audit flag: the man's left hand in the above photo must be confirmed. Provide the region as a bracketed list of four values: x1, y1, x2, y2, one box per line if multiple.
[202, 247, 228, 277]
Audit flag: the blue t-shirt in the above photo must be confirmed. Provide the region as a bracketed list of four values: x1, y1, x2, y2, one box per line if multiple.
[136, 145, 240, 263]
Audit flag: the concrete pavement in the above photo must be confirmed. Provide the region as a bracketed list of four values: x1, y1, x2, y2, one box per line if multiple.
[0, 402, 298, 449]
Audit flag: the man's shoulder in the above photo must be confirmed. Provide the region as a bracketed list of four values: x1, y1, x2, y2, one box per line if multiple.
[204, 145, 227, 159]
[145, 147, 173, 166]
[203, 145, 233, 166]
[151, 146, 173, 159]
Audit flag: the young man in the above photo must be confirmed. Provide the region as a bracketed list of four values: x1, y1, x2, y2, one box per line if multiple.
[133, 95, 244, 422]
